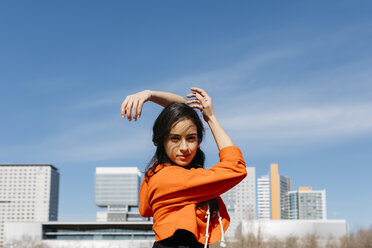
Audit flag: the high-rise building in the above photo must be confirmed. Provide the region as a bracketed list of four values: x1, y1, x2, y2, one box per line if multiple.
[285, 187, 327, 220]
[258, 163, 327, 221]
[257, 164, 291, 220]
[279, 174, 291, 219]
[95, 167, 145, 222]
[257, 174, 271, 219]
[0, 164, 59, 246]
[222, 167, 256, 237]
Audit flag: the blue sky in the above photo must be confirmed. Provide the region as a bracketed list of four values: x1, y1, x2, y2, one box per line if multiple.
[1, 1, 372, 231]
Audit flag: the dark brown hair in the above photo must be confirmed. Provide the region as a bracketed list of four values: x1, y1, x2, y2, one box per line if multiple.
[145, 102, 218, 215]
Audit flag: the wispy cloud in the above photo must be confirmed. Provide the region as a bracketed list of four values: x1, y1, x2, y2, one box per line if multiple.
[5, 21, 370, 163]
[72, 96, 119, 111]
[221, 101, 372, 141]
[45, 117, 154, 163]
[0, 115, 154, 164]
[162, 48, 298, 94]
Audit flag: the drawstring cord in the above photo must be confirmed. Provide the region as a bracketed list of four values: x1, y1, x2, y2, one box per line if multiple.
[217, 211, 226, 247]
[204, 204, 211, 248]
[204, 204, 227, 248]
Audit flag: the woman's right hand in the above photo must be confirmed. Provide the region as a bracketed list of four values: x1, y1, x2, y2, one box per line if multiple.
[188, 87, 234, 149]
[187, 87, 215, 122]
[121, 90, 151, 121]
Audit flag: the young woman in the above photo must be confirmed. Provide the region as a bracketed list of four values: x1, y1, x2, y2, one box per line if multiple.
[121, 88, 247, 248]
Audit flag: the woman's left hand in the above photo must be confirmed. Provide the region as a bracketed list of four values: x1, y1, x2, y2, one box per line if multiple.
[121, 90, 151, 121]
[187, 87, 215, 122]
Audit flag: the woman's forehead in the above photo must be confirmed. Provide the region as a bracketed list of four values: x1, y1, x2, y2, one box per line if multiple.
[170, 119, 197, 134]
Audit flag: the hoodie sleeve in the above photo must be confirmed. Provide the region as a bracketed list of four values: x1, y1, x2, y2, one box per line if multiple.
[139, 178, 153, 217]
[149, 146, 247, 207]
[184, 145, 246, 202]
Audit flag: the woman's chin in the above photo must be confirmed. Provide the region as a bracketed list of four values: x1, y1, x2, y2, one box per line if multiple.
[175, 159, 191, 167]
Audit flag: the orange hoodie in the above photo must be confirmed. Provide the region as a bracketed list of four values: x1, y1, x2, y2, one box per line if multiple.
[139, 146, 246, 245]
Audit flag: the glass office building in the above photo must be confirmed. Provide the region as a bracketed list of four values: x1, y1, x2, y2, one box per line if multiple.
[284, 188, 327, 220]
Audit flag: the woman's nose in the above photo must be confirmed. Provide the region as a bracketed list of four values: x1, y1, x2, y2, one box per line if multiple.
[179, 139, 189, 151]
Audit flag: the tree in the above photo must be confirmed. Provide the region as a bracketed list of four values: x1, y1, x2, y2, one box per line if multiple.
[325, 234, 338, 248]
[284, 235, 299, 248]
[3, 235, 50, 248]
[301, 233, 319, 248]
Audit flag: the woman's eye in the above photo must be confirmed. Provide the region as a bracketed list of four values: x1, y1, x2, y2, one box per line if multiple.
[170, 137, 180, 142]
[187, 136, 196, 141]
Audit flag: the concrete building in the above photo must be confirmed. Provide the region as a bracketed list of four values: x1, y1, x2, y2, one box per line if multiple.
[257, 174, 271, 219]
[257, 164, 328, 222]
[257, 164, 291, 220]
[285, 187, 327, 220]
[279, 174, 291, 219]
[222, 167, 256, 237]
[95, 167, 148, 222]
[0, 164, 59, 247]
[3, 221, 155, 248]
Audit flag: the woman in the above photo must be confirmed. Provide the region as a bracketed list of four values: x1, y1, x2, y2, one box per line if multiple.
[121, 88, 247, 248]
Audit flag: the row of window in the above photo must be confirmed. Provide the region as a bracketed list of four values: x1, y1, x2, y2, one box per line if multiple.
[0, 174, 48, 177]
[0, 212, 35, 216]
[0, 184, 49, 187]
[0, 217, 35, 220]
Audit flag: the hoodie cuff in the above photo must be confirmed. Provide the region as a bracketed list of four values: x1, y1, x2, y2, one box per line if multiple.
[219, 146, 244, 162]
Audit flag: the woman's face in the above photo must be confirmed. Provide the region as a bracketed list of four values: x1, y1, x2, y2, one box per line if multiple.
[164, 119, 198, 166]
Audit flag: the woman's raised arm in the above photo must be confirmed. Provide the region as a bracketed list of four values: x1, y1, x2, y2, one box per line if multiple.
[121, 90, 186, 121]
[187, 87, 234, 150]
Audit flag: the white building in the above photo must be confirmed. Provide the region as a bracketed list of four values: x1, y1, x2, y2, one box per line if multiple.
[222, 167, 256, 237]
[286, 187, 327, 220]
[257, 164, 291, 220]
[4, 221, 155, 248]
[95, 167, 147, 222]
[257, 174, 271, 219]
[0, 164, 59, 246]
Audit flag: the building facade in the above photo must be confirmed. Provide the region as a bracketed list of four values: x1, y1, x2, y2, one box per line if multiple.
[0, 164, 59, 247]
[279, 174, 291, 219]
[257, 164, 291, 220]
[257, 174, 271, 219]
[285, 187, 327, 220]
[4, 221, 155, 248]
[95, 167, 147, 222]
[222, 167, 256, 237]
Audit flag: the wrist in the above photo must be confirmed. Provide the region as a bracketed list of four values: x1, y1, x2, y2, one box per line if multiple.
[146, 90, 153, 101]
[206, 114, 218, 125]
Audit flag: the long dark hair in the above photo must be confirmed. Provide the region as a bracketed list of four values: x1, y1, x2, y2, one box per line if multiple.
[145, 102, 219, 215]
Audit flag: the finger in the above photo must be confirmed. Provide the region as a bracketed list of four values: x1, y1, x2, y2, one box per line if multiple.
[132, 98, 139, 121]
[192, 92, 205, 104]
[125, 98, 134, 121]
[137, 100, 145, 118]
[186, 93, 197, 98]
[187, 99, 201, 105]
[193, 90, 212, 106]
[121, 102, 125, 118]
[121, 96, 129, 118]
[190, 87, 207, 97]
[189, 104, 203, 111]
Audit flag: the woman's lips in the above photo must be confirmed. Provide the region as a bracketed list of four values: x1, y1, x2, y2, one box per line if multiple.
[178, 154, 191, 159]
